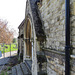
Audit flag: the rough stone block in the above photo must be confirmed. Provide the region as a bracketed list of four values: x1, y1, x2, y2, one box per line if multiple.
[71, 71, 75, 75]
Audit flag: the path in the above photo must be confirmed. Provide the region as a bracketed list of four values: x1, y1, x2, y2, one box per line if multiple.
[0, 51, 17, 72]
[0, 51, 17, 65]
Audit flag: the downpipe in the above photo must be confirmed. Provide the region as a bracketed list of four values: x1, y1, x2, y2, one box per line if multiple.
[65, 0, 70, 75]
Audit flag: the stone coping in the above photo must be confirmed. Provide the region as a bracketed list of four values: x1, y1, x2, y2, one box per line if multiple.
[42, 48, 65, 56]
[42, 48, 75, 59]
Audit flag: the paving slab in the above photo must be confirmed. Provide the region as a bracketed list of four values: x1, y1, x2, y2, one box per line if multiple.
[0, 57, 10, 65]
[12, 66, 17, 75]
[16, 64, 23, 75]
[20, 62, 29, 75]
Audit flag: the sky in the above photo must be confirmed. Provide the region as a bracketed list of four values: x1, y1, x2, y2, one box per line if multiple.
[0, 0, 26, 37]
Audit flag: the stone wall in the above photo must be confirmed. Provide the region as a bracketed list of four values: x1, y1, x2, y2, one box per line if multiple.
[38, 0, 65, 52]
[37, 0, 75, 75]
[70, 0, 75, 75]
[45, 50, 65, 75]
[18, 0, 75, 75]
[70, 1, 75, 54]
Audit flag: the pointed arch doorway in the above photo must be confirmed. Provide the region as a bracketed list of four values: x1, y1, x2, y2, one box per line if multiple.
[26, 19, 32, 59]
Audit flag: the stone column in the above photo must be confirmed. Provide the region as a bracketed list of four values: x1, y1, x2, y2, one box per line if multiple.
[19, 38, 21, 60]
[32, 31, 37, 75]
[23, 40, 26, 61]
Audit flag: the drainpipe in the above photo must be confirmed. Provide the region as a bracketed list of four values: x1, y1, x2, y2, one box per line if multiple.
[65, 0, 70, 75]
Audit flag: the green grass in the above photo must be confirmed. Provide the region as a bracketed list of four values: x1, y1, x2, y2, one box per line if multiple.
[0, 43, 18, 53]
[0, 71, 8, 75]
[7, 66, 12, 70]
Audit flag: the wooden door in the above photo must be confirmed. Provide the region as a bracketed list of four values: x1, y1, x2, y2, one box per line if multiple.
[26, 19, 32, 58]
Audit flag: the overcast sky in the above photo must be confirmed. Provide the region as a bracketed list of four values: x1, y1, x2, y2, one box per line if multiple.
[0, 0, 26, 37]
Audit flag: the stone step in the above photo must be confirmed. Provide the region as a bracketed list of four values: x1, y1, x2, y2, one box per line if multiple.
[24, 60, 32, 72]
[20, 62, 30, 75]
[26, 60, 32, 68]
[12, 66, 17, 75]
[16, 64, 23, 75]
[12, 61, 32, 75]
[38, 70, 47, 75]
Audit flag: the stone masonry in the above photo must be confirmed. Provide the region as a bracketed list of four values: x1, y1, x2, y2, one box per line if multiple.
[18, 0, 75, 75]
[18, 19, 25, 60]
[37, 0, 75, 75]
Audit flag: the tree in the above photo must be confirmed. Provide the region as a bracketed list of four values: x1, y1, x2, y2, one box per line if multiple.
[0, 19, 14, 44]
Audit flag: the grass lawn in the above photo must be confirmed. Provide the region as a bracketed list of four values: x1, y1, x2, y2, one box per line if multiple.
[0, 43, 18, 53]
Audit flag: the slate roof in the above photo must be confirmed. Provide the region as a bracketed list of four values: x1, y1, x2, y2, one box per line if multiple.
[18, 19, 25, 29]
[30, 0, 46, 39]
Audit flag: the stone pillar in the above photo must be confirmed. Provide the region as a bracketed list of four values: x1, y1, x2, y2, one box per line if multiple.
[32, 32, 37, 75]
[23, 40, 26, 61]
[19, 38, 21, 59]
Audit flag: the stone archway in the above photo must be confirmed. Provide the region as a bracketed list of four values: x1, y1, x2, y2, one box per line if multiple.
[26, 19, 32, 58]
